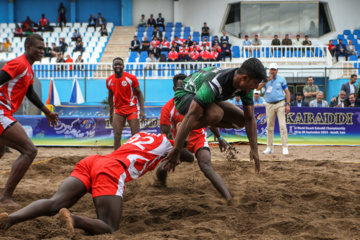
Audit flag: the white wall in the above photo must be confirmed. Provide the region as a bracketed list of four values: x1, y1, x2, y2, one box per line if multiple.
[132, 0, 174, 27]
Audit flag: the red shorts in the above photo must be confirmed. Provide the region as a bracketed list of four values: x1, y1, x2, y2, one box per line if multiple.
[70, 155, 127, 198]
[115, 105, 138, 120]
[186, 131, 209, 155]
[0, 113, 16, 135]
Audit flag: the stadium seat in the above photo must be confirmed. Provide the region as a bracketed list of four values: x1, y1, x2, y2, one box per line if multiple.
[253, 50, 261, 58]
[183, 32, 191, 39]
[128, 56, 137, 63]
[175, 22, 182, 28]
[337, 34, 345, 40]
[107, 22, 114, 29]
[314, 48, 324, 57]
[285, 50, 293, 58]
[354, 29, 360, 35]
[344, 29, 351, 36]
[183, 27, 191, 33]
[349, 55, 358, 61]
[166, 22, 173, 28]
[241, 51, 249, 58]
[294, 50, 302, 57]
[274, 50, 282, 58]
[332, 39, 338, 45]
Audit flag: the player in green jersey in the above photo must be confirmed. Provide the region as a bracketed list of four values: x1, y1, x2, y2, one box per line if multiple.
[163, 58, 267, 174]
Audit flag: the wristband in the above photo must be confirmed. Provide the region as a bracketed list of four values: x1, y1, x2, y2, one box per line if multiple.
[218, 136, 223, 141]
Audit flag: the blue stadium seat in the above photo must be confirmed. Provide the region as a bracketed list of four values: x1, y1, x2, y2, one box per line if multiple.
[128, 57, 137, 62]
[174, 27, 182, 32]
[183, 32, 191, 39]
[337, 34, 345, 40]
[166, 22, 173, 28]
[332, 39, 338, 45]
[193, 36, 200, 43]
[159, 27, 164, 32]
[343, 29, 351, 36]
[137, 32, 144, 39]
[193, 31, 200, 37]
[174, 31, 181, 37]
[314, 48, 324, 57]
[294, 50, 302, 58]
[233, 51, 240, 58]
[165, 33, 172, 40]
[306, 50, 314, 57]
[358, 50, 360, 57]
[130, 52, 138, 58]
[241, 51, 250, 58]
[175, 22, 182, 28]
[140, 51, 148, 58]
[349, 55, 358, 61]
[354, 29, 360, 35]
[232, 46, 240, 52]
[264, 48, 272, 58]
[274, 50, 281, 58]
[160, 51, 168, 58]
[285, 50, 293, 57]
[342, 39, 348, 45]
[347, 34, 356, 41]
[183, 27, 191, 33]
[253, 50, 261, 58]
[138, 27, 145, 33]
[165, 27, 173, 33]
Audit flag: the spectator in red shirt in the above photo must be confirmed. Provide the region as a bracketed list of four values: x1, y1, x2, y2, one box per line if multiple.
[39, 14, 50, 32]
[65, 54, 73, 70]
[150, 37, 160, 48]
[160, 37, 170, 52]
[213, 42, 222, 53]
[327, 40, 336, 57]
[21, 16, 36, 31]
[171, 36, 186, 46]
[14, 25, 24, 38]
[168, 47, 179, 62]
[199, 45, 210, 61]
[190, 48, 200, 61]
[209, 47, 220, 61]
[201, 37, 210, 49]
[190, 41, 200, 52]
[179, 47, 189, 62]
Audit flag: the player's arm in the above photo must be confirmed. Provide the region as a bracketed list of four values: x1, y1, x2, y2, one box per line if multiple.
[284, 88, 291, 114]
[0, 70, 12, 85]
[26, 84, 59, 127]
[243, 104, 260, 174]
[134, 86, 145, 121]
[208, 126, 228, 152]
[108, 89, 114, 124]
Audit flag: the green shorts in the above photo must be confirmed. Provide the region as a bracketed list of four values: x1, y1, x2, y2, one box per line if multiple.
[174, 88, 195, 115]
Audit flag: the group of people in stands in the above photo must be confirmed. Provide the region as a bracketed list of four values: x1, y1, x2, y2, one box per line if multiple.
[138, 13, 165, 30]
[327, 39, 358, 62]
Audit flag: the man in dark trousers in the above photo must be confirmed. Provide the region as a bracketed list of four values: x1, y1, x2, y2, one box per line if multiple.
[335, 39, 348, 62]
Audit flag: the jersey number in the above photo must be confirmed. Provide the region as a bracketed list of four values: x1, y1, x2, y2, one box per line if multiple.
[126, 134, 155, 150]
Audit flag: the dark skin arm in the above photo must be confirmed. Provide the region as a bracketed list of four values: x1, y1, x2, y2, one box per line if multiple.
[108, 89, 114, 125]
[243, 104, 260, 174]
[134, 86, 145, 121]
[160, 124, 172, 139]
[208, 126, 228, 152]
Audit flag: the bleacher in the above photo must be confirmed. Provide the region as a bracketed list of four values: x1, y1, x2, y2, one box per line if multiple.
[0, 22, 114, 63]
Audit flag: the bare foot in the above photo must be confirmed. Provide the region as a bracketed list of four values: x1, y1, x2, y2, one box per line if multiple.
[59, 208, 74, 235]
[153, 178, 167, 188]
[0, 198, 19, 207]
[0, 212, 9, 235]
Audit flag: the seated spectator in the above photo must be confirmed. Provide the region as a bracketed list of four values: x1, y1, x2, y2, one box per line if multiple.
[146, 53, 157, 69]
[1, 38, 12, 52]
[179, 47, 189, 62]
[138, 14, 146, 28]
[96, 13, 107, 28]
[253, 90, 265, 106]
[209, 48, 220, 62]
[149, 41, 160, 58]
[74, 55, 84, 70]
[65, 54, 73, 70]
[243, 35, 251, 51]
[335, 39, 348, 62]
[24, 25, 34, 35]
[152, 26, 163, 41]
[271, 35, 280, 46]
[186, 35, 193, 47]
[14, 24, 24, 38]
[212, 36, 220, 47]
[100, 24, 108, 36]
[201, 22, 210, 39]
[341, 74, 357, 99]
[282, 34, 292, 46]
[293, 35, 302, 46]
[21, 16, 36, 31]
[190, 48, 200, 61]
[160, 37, 170, 52]
[290, 92, 309, 107]
[52, 43, 61, 57]
[130, 36, 140, 52]
[330, 90, 348, 107]
[168, 47, 179, 62]
[140, 36, 150, 52]
[150, 37, 160, 48]
[213, 42, 222, 54]
[71, 29, 81, 42]
[56, 53, 65, 70]
[59, 38, 68, 53]
[302, 35, 312, 53]
[73, 39, 85, 54]
[199, 46, 210, 61]
[347, 40, 357, 56]
[252, 35, 262, 49]
[156, 13, 165, 31]
[221, 42, 232, 61]
[201, 37, 210, 50]
[87, 14, 96, 29]
[58, 2, 67, 27]
[220, 30, 230, 47]
[190, 41, 201, 52]
[172, 36, 186, 46]
[44, 43, 53, 57]
[309, 91, 328, 107]
[347, 93, 360, 107]
[232, 96, 242, 107]
[172, 42, 180, 53]
[327, 40, 336, 56]
[39, 14, 51, 32]
[147, 14, 156, 28]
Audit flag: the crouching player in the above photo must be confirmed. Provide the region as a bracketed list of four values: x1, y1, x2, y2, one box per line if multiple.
[0, 132, 193, 236]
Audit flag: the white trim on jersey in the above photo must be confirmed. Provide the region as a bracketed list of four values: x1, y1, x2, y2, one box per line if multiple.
[0, 114, 16, 130]
[115, 171, 127, 197]
[125, 76, 137, 107]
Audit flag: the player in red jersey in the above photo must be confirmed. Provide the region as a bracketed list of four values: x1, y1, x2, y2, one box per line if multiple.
[106, 57, 145, 150]
[156, 74, 231, 199]
[0, 132, 193, 236]
[0, 34, 59, 206]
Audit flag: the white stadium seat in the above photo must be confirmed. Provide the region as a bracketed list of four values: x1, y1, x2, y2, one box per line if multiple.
[107, 22, 114, 29]
[88, 41, 96, 48]
[41, 57, 50, 64]
[50, 57, 57, 64]
[73, 23, 81, 28]
[94, 46, 103, 53]
[93, 32, 101, 38]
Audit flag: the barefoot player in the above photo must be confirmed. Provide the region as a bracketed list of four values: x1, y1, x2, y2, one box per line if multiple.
[156, 74, 232, 200]
[107, 58, 145, 150]
[162, 58, 267, 174]
[0, 132, 193, 236]
[0, 34, 59, 206]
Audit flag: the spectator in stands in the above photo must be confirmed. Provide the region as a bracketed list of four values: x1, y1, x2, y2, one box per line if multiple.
[290, 92, 309, 107]
[282, 34, 292, 46]
[100, 24, 108, 36]
[179, 47, 190, 62]
[149, 41, 160, 58]
[213, 42, 222, 54]
[330, 90, 348, 107]
[74, 55, 84, 70]
[52, 43, 61, 57]
[271, 35, 280, 46]
[58, 2, 67, 27]
[21, 16, 36, 31]
[96, 13, 107, 28]
[150, 37, 160, 48]
[221, 42, 232, 61]
[138, 14, 146, 28]
[147, 14, 156, 28]
[160, 37, 170, 52]
[39, 14, 52, 32]
[212, 36, 220, 47]
[253, 90, 265, 106]
[243, 35, 251, 52]
[201, 37, 210, 50]
[347, 93, 360, 107]
[341, 74, 357, 99]
[1, 38, 12, 52]
[209, 47, 220, 61]
[130, 36, 140, 52]
[335, 39, 348, 62]
[293, 35, 302, 46]
[190, 41, 200, 52]
[87, 14, 96, 30]
[252, 35, 262, 49]
[65, 54, 73, 70]
[71, 29, 81, 42]
[168, 47, 179, 62]
[327, 40, 336, 57]
[220, 30, 230, 47]
[201, 22, 210, 39]
[146, 53, 157, 69]
[172, 42, 180, 53]
[24, 25, 34, 36]
[346, 40, 357, 56]
[152, 26, 163, 41]
[172, 36, 186, 46]
[56, 53, 65, 70]
[232, 96, 242, 107]
[199, 45, 210, 61]
[186, 35, 193, 47]
[309, 91, 328, 107]
[302, 35, 312, 46]
[73, 38, 85, 54]
[156, 13, 165, 31]
[140, 36, 150, 52]
[303, 76, 319, 103]
[190, 48, 200, 61]
[14, 24, 24, 38]
[59, 38, 68, 53]
[44, 43, 53, 57]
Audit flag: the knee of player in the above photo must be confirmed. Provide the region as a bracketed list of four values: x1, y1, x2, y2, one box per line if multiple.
[23, 146, 37, 161]
[198, 158, 213, 174]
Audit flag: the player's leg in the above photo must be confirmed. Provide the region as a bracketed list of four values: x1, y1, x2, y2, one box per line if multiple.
[0, 143, 6, 159]
[2, 177, 87, 230]
[112, 113, 127, 150]
[196, 148, 231, 200]
[62, 195, 123, 235]
[127, 117, 140, 136]
[0, 122, 38, 205]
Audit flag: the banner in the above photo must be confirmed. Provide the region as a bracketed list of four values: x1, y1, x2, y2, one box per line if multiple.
[15, 106, 360, 146]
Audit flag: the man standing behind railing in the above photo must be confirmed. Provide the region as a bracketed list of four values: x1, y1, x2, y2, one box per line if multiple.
[281, 34, 292, 55]
[252, 35, 262, 52]
[303, 76, 319, 103]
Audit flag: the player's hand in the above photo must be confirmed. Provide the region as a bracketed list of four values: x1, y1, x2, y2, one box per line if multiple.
[285, 104, 290, 114]
[161, 148, 181, 173]
[250, 149, 261, 174]
[140, 110, 146, 121]
[46, 112, 59, 127]
[219, 139, 228, 152]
